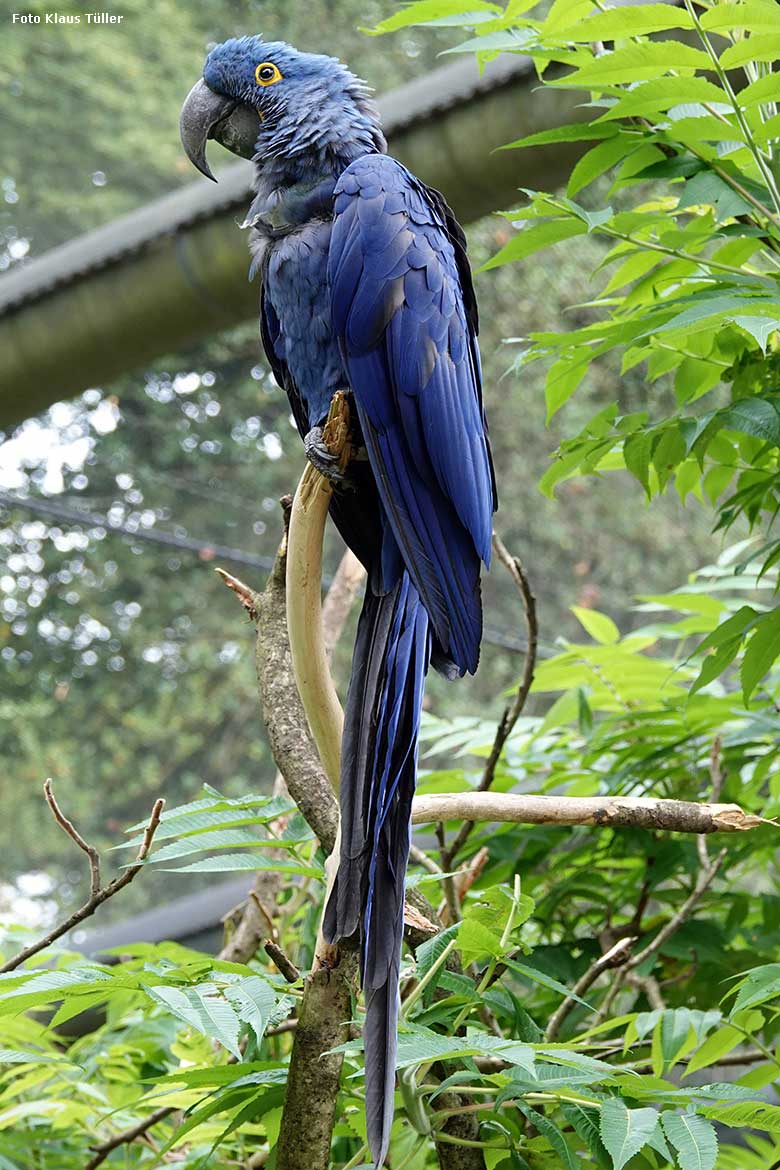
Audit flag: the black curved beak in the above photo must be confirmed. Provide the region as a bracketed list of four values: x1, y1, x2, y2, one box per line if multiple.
[180, 78, 261, 182]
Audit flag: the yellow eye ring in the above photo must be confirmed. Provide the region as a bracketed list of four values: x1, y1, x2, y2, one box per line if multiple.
[255, 62, 282, 86]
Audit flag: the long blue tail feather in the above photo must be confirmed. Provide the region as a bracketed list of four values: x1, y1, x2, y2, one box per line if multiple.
[324, 572, 430, 1166]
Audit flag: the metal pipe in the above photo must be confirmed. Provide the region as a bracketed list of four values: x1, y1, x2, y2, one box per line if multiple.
[0, 54, 588, 428]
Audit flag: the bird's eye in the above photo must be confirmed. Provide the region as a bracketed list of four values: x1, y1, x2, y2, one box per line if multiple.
[255, 62, 282, 86]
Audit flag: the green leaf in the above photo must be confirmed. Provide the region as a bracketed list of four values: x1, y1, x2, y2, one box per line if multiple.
[517, 1102, 580, 1169]
[624, 431, 653, 495]
[504, 960, 594, 1009]
[561, 1104, 611, 1169]
[559, 43, 712, 88]
[502, 123, 619, 151]
[718, 397, 780, 444]
[223, 976, 279, 1044]
[677, 171, 754, 221]
[458, 918, 502, 964]
[571, 607, 620, 645]
[598, 77, 730, 121]
[731, 316, 780, 355]
[691, 605, 758, 659]
[415, 924, 460, 983]
[555, 3, 693, 40]
[0, 1049, 67, 1065]
[143, 828, 303, 864]
[481, 218, 587, 272]
[567, 136, 637, 198]
[742, 610, 780, 702]
[720, 34, 780, 70]
[366, 0, 500, 35]
[145, 984, 243, 1059]
[160, 852, 320, 877]
[545, 355, 590, 420]
[599, 1098, 660, 1170]
[660, 1112, 718, 1170]
[443, 29, 536, 53]
[702, 1, 780, 33]
[701, 1100, 780, 1133]
[654, 1009, 695, 1073]
[729, 963, 780, 1013]
[685, 1025, 743, 1076]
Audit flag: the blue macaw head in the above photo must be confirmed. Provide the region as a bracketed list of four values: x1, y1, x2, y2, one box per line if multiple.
[180, 35, 385, 181]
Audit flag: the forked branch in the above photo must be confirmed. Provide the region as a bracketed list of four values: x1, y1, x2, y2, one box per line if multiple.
[1, 785, 164, 974]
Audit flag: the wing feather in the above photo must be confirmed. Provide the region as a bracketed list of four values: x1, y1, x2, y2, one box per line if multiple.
[328, 154, 496, 673]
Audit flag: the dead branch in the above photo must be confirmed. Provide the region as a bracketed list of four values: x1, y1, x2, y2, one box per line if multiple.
[265, 939, 301, 984]
[443, 534, 537, 865]
[85, 1106, 175, 1170]
[412, 792, 765, 833]
[43, 778, 101, 897]
[1, 790, 164, 974]
[285, 392, 352, 791]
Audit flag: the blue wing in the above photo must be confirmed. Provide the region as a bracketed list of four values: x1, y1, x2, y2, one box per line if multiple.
[328, 154, 496, 675]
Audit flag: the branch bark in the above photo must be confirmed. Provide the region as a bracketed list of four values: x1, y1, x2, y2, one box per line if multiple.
[275, 955, 359, 1170]
[412, 792, 765, 834]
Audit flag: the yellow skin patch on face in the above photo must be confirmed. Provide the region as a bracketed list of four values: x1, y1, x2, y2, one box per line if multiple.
[255, 62, 283, 87]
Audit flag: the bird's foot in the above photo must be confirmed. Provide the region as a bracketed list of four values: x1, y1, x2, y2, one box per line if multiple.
[304, 426, 353, 488]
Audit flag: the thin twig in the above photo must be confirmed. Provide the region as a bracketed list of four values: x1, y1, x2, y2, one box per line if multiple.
[626, 848, 727, 972]
[410, 842, 443, 875]
[443, 534, 537, 865]
[84, 1105, 175, 1170]
[1, 793, 164, 974]
[437, 822, 462, 925]
[264, 939, 301, 984]
[266, 1019, 299, 1037]
[43, 777, 101, 897]
[546, 936, 636, 1041]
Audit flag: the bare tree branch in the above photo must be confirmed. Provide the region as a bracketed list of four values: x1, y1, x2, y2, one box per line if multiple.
[1, 792, 164, 974]
[265, 939, 301, 984]
[626, 847, 727, 972]
[546, 937, 636, 1042]
[285, 392, 353, 792]
[84, 1106, 176, 1170]
[412, 792, 766, 833]
[43, 777, 101, 897]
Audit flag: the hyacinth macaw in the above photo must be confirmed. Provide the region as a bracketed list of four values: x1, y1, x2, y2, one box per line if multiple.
[181, 38, 496, 1165]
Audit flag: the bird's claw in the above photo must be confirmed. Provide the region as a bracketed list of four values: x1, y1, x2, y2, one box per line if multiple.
[304, 426, 353, 488]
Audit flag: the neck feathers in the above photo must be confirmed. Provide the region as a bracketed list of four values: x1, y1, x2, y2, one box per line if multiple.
[253, 73, 386, 179]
